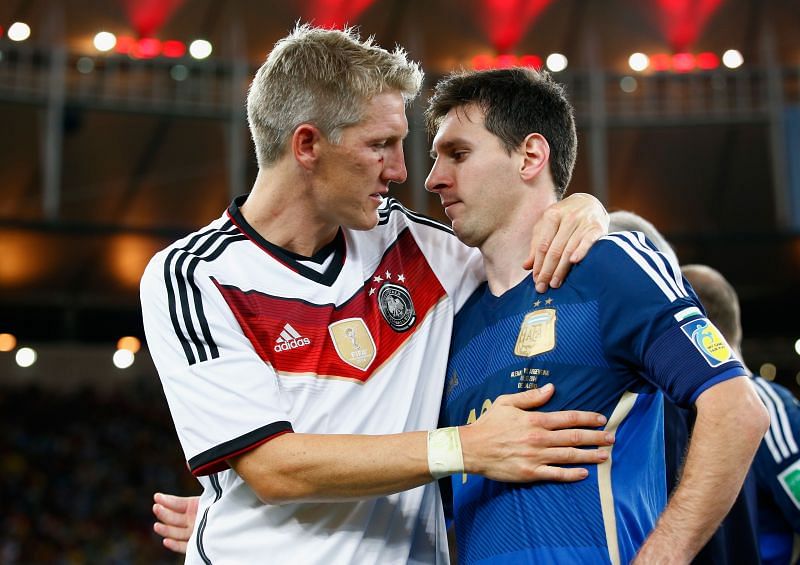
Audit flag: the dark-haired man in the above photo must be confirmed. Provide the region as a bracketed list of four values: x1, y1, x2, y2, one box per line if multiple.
[426, 67, 768, 563]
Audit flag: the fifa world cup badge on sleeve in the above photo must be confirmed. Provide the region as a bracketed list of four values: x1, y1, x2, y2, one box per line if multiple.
[680, 318, 733, 367]
[329, 318, 376, 371]
[514, 308, 557, 357]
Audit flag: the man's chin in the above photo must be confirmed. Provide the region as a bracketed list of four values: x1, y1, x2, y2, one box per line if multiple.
[349, 212, 380, 231]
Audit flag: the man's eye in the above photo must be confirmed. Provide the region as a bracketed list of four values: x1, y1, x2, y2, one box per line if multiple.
[453, 151, 467, 161]
[373, 141, 388, 149]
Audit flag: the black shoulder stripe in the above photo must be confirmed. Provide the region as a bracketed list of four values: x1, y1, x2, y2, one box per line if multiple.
[196, 473, 223, 565]
[164, 225, 231, 365]
[378, 198, 454, 234]
[165, 221, 246, 366]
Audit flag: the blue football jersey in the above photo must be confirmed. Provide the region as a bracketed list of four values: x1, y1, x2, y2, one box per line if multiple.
[751, 376, 800, 565]
[441, 231, 746, 564]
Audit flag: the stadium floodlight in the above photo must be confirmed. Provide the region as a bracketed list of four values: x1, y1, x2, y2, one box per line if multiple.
[545, 53, 568, 73]
[628, 53, 649, 72]
[189, 39, 213, 60]
[113, 349, 135, 369]
[94, 31, 117, 52]
[8, 22, 31, 42]
[0, 333, 16, 352]
[15, 347, 37, 367]
[794, 338, 800, 356]
[117, 336, 141, 354]
[722, 49, 743, 69]
[620, 76, 637, 93]
[760, 362, 776, 381]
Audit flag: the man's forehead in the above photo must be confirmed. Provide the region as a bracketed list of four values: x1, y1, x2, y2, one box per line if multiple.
[431, 104, 485, 146]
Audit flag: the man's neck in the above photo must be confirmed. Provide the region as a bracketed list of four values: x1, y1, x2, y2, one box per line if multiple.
[240, 167, 339, 257]
[480, 191, 556, 297]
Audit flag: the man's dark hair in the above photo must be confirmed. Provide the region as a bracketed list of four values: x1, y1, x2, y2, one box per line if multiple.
[425, 68, 577, 198]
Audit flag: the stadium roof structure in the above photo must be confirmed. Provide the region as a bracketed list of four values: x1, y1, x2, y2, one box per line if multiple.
[0, 0, 799, 380]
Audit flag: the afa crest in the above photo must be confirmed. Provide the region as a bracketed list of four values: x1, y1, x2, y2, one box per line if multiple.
[680, 318, 733, 367]
[329, 318, 376, 371]
[514, 308, 557, 358]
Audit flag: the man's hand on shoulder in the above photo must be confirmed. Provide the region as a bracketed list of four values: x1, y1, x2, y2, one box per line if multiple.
[524, 193, 609, 293]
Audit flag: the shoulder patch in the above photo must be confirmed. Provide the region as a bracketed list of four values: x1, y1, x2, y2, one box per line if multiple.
[680, 318, 733, 367]
[778, 459, 800, 510]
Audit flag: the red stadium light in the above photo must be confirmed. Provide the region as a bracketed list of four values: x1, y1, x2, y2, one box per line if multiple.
[695, 51, 719, 69]
[495, 54, 517, 68]
[304, 0, 377, 29]
[115, 35, 137, 55]
[671, 52, 695, 72]
[470, 53, 543, 71]
[137, 37, 162, 58]
[650, 53, 672, 71]
[478, 0, 554, 53]
[471, 54, 494, 70]
[162, 40, 186, 58]
[518, 54, 543, 69]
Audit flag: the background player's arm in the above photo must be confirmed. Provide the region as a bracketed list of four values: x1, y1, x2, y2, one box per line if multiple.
[633, 376, 769, 563]
[230, 384, 613, 504]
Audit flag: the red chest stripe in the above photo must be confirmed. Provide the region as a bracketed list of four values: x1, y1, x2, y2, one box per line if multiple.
[213, 229, 447, 383]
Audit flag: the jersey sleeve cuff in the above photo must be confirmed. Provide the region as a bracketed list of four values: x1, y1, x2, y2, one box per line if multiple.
[188, 421, 293, 476]
[689, 367, 749, 404]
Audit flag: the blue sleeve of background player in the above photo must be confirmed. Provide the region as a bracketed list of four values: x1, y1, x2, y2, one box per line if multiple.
[752, 376, 800, 533]
[583, 231, 746, 406]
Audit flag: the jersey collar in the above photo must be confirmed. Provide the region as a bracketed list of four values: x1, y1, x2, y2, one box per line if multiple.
[226, 195, 346, 286]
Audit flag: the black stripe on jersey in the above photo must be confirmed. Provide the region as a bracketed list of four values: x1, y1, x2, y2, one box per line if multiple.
[377, 197, 454, 234]
[188, 421, 293, 475]
[227, 195, 346, 286]
[165, 221, 247, 365]
[196, 473, 223, 565]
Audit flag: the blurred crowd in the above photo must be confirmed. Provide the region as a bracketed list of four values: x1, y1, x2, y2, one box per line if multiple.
[0, 380, 197, 564]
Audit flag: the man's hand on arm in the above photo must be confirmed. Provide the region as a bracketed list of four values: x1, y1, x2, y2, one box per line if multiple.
[633, 376, 769, 564]
[230, 383, 614, 505]
[152, 492, 199, 554]
[524, 193, 609, 293]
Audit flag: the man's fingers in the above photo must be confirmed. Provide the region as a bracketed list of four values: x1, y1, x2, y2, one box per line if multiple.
[153, 502, 190, 528]
[162, 537, 189, 554]
[540, 446, 610, 466]
[540, 428, 615, 448]
[569, 226, 604, 264]
[537, 409, 608, 430]
[531, 465, 590, 482]
[153, 492, 190, 513]
[527, 212, 560, 278]
[503, 384, 556, 409]
[154, 520, 191, 540]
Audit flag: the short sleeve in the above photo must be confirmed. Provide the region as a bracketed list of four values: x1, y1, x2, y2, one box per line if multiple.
[141, 250, 293, 476]
[584, 231, 745, 406]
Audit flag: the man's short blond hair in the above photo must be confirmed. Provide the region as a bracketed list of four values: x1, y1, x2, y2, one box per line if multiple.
[247, 24, 424, 167]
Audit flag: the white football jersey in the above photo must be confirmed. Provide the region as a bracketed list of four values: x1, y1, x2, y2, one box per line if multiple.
[141, 196, 484, 564]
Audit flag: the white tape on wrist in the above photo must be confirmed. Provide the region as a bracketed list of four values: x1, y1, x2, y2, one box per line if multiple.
[427, 427, 465, 480]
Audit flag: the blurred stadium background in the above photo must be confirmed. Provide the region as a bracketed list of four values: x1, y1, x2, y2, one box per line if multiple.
[1, 0, 799, 561]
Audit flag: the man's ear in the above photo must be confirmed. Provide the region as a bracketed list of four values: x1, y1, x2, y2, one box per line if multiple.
[292, 124, 323, 170]
[520, 133, 550, 181]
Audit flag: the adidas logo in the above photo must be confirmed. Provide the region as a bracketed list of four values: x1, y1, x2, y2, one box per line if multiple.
[274, 323, 311, 352]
